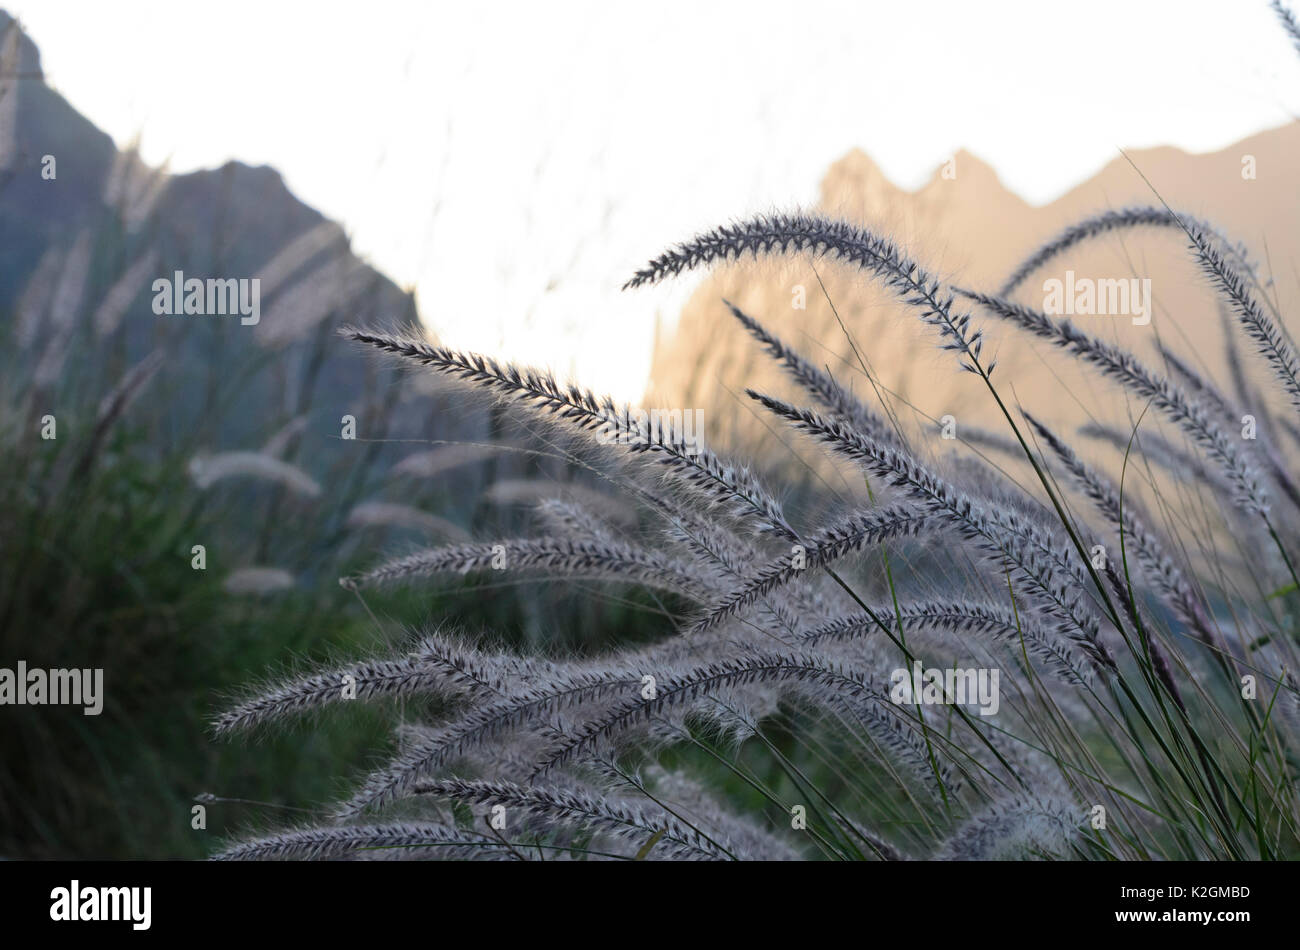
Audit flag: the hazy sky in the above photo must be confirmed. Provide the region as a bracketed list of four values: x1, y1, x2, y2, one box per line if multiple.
[7, 0, 1299, 400]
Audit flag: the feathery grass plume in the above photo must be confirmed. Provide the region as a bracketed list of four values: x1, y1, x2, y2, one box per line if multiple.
[102, 142, 169, 231]
[534, 497, 620, 542]
[1100, 560, 1187, 714]
[213, 823, 509, 861]
[934, 793, 1084, 860]
[998, 206, 1253, 297]
[255, 255, 374, 349]
[70, 349, 165, 479]
[340, 536, 708, 601]
[802, 600, 1094, 686]
[748, 389, 1116, 674]
[214, 648, 472, 737]
[95, 350, 165, 420]
[689, 689, 772, 750]
[33, 229, 94, 388]
[343, 326, 794, 538]
[253, 220, 348, 298]
[776, 670, 959, 800]
[219, 22, 1300, 858]
[483, 478, 636, 527]
[222, 566, 295, 596]
[1024, 413, 1220, 651]
[1077, 421, 1215, 487]
[390, 442, 504, 479]
[46, 228, 93, 332]
[650, 492, 817, 636]
[948, 423, 1025, 460]
[1156, 339, 1300, 506]
[724, 299, 902, 446]
[261, 413, 310, 457]
[1153, 339, 1300, 503]
[413, 777, 733, 860]
[1179, 215, 1300, 415]
[628, 764, 806, 860]
[0, 19, 18, 172]
[960, 289, 1269, 516]
[533, 652, 952, 791]
[187, 450, 322, 497]
[1272, 0, 1300, 58]
[13, 245, 63, 350]
[996, 202, 1298, 414]
[345, 501, 470, 541]
[93, 248, 160, 337]
[691, 502, 939, 633]
[409, 632, 563, 699]
[338, 665, 648, 816]
[654, 494, 763, 581]
[1155, 342, 1237, 423]
[1218, 300, 1265, 417]
[626, 212, 992, 375]
[946, 455, 1057, 529]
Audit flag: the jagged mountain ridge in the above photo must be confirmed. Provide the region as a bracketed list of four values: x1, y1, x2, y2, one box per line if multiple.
[647, 128, 1300, 475]
[0, 10, 498, 479]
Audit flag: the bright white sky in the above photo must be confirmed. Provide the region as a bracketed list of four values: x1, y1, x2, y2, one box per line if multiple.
[7, 0, 1299, 401]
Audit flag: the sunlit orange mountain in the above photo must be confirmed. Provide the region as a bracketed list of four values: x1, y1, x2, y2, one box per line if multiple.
[648, 126, 1300, 479]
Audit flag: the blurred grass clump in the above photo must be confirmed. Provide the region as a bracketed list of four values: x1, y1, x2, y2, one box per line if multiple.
[0, 185, 671, 857]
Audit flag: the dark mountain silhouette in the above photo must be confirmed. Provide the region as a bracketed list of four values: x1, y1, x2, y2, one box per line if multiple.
[0, 10, 499, 480]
